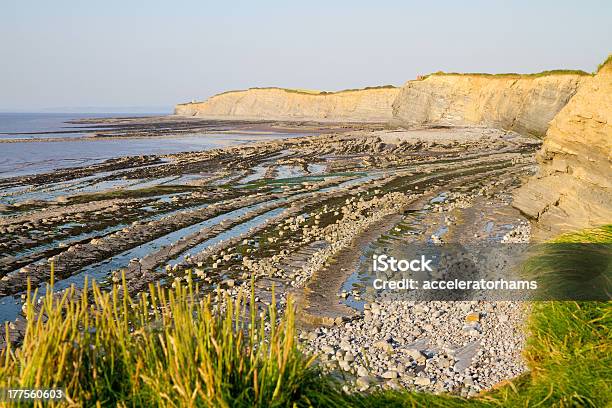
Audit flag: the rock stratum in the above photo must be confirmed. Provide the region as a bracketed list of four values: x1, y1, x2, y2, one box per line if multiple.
[175, 63, 610, 238]
[513, 61, 612, 240]
[175, 87, 400, 122]
[392, 73, 586, 137]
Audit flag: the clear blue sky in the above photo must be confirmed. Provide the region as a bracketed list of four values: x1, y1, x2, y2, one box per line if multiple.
[1, 0, 610, 112]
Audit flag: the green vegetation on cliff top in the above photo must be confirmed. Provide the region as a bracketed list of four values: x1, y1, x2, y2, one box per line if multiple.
[424, 69, 591, 80]
[177, 85, 398, 105]
[424, 54, 612, 80]
[597, 53, 612, 71]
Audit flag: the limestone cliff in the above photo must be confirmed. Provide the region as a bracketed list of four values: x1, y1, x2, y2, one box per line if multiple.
[175, 87, 399, 122]
[513, 61, 612, 240]
[392, 73, 587, 137]
[176, 74, 587, 136]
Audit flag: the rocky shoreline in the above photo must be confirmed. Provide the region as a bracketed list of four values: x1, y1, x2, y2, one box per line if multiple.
[0, 118, 539, 396]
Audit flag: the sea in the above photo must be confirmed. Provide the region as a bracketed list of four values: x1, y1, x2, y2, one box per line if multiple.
[0, 113, 300, 178]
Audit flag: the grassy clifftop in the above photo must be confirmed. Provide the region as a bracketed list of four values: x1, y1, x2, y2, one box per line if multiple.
[178, 85, 399, 106]
[597, 54, 612, 71]
[421, 69, 591, 80]
[419, 54, 612, 81]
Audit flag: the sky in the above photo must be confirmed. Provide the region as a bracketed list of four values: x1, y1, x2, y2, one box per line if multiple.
[1, 0, 610, 112]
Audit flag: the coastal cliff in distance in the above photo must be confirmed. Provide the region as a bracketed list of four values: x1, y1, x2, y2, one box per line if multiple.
[392, 73, 586, 137]
[513, 59, 612, 240]
[175, 86, 399, 122]
[175, 72, 588, 137]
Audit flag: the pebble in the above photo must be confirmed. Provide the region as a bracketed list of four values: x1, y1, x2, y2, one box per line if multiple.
[339, 339, 351, 351]
[465, 312, 480, 323]
[382, 370, 398, 379]
[356, 376, 373, 390]
[373, 340, 394, 353]
[414, 377, 431, 386]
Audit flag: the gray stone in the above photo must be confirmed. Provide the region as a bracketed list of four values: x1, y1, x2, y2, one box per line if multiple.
[382, 370, 398, 379]
[414, 377, 431, 386]
[356, 365, 369, 377]
[373, 340, 393, 353]
[321, 345, 334, 355]
[404, 348, 422, 360]
[356, 376, 373, 390]
[339, 339, 352, 351]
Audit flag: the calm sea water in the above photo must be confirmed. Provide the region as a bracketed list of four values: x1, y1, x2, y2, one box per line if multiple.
[0, 112, 155, 139]
[0, 113, 303, 178]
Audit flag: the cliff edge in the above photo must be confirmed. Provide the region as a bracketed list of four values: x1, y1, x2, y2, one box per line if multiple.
[174, 87, 399, 122]
[513, 59, 612, 240]
[392, 73, 587, 137]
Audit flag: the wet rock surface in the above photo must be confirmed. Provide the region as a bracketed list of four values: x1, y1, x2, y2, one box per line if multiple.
[0, 119, 538, 396]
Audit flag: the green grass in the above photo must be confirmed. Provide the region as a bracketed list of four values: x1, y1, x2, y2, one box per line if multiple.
[498, 301, 611, 406]
[597, 54, 612, 72]
[519, 225, 611, 301]
[0, 275, 337, 407]
[1, 226, 610, 407]
[245, 85, 398, 96]
[422, 69, 592, 80]
[177, 85, 399, 104]
[420, 53, 612, 80]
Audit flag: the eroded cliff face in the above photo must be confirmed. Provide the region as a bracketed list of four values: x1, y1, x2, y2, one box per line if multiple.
[175, 87, 399, 122]
[513, 63, 612, 240]
[176, 75, 587, 137]
[392, 74, 586, 137]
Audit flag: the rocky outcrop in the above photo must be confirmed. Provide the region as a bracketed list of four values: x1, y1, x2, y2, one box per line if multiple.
[513, 61, 612, 240]
[175, 87, 399, 122]
[392, 74, 587, 137]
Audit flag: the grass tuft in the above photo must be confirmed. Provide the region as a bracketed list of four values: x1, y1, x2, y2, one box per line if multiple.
[519, 225, 611, 300]
[597, 54, 612, 72]
[0, 276, 335, 407]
